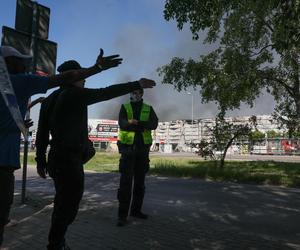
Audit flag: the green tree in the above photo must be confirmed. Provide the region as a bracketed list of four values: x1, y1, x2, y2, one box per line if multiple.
[159, 0, 300, 136]
[197, 111, 251, 168]
[250, 130, 265, 140]
[292, 131, 300, 138]
[266, 130, 282, 138]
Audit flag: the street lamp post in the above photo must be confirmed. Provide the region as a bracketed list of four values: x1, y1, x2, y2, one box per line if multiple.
[187, 92, 194, 125]
[187, 92, 194, 152]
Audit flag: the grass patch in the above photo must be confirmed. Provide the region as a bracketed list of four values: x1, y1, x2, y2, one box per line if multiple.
[150, 159, 300, 187]
[84, 153, 120, 172]
[22, 152, 300, 187]
[21, 152, 120, 173]
[20, 152, 36, 165]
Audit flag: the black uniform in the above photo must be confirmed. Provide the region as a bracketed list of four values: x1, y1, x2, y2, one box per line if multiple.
[117, 100, 158, 219]
[36, 82, 142, 250]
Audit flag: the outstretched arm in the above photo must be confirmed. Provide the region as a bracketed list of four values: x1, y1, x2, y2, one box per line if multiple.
[47, 49, 123, 89]
[73, 78, 156, 106]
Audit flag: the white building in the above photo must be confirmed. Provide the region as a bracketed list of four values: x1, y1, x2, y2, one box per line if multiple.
[30, 115, 286, 152]
[154, 115, 284, 152]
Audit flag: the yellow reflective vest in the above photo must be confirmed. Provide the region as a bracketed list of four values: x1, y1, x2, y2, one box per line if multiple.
[118, 102, 152, 145]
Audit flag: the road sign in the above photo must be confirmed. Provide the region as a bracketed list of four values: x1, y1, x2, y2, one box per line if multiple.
[1, 0, 57, 204]
[15, 0, 50, 40]
[88, 119, 119, 142]
[1, 26, 57, 75]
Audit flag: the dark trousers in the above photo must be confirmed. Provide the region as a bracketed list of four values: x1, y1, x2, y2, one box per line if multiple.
[117, 147, 150, 218]
[47, 148, 84, 250]
[0, 167, 15, 246]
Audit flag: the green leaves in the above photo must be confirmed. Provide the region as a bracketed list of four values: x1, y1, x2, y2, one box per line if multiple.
[161, 0, 300, 135]
[164, 0, 225, 40]
[250, 130, 265, 140]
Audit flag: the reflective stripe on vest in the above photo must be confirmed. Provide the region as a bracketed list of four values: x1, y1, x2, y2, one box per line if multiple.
[118, 103, 152, 145]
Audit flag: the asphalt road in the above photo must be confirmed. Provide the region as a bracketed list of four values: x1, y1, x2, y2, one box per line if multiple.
[4, 172, 300, 250]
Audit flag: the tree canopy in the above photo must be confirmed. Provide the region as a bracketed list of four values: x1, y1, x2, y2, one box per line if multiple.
[159, 0, 300, 135]
[250, 130, 265, 140]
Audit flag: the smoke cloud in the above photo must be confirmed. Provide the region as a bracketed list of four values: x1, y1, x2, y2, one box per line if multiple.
[90, 24, 275, 122]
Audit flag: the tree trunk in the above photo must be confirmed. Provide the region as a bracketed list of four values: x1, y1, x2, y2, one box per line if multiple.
[296, 98, 300, 121]
[219, 137, 235, 168]
[219, 155, 225, 168]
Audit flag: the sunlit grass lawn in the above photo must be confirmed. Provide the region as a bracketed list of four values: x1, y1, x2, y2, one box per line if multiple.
[151, 158, 300, 187]
[24, 152, 300, 187]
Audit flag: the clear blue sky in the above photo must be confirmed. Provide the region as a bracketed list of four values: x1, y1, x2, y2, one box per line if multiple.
[0, 0, 274, 124]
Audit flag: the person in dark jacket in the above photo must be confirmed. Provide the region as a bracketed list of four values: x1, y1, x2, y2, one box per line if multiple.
[0, 46, 119, 248]
[35, 60, 156, 250]
[117, 87, 158, 226]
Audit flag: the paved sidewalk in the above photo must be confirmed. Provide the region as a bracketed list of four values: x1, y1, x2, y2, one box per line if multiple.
[2, 172, 300, 250]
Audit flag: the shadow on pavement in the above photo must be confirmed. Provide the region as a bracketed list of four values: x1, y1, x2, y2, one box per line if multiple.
[2, 173, 300, 249]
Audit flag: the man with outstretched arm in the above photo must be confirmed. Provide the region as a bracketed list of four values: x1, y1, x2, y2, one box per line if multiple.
[35, 59, 155, 250]
[0, 46, 121, 247]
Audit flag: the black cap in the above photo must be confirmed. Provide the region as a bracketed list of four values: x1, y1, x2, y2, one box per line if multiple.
[57, 60, 82, 73]
[132, 84, 144, 94]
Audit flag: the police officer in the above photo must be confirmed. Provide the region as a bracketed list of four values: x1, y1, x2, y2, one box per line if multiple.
[117, 87, 158, 226]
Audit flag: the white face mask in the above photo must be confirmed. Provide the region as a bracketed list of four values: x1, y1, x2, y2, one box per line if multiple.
[130, 92, 142, 102]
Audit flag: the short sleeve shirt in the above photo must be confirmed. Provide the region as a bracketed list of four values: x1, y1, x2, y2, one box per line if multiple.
[0, 73, 49, 169]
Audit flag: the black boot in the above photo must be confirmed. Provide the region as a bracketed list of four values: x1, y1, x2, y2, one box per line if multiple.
[130, 211, 148, 219]
[116, 217, 127, 227]
[47, 239, 71, 250]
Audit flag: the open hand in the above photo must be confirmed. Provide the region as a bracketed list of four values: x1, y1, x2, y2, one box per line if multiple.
[96, 48, 123, 70]
[138, 78, 156, 89]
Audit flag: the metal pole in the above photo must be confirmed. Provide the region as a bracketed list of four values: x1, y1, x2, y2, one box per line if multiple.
[187, 92, 194, 125]
[191, 94, 194, 152]
[192, 94, 194, 125]
[21, 112, 29, 203]
[21, 1, 38, 204]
